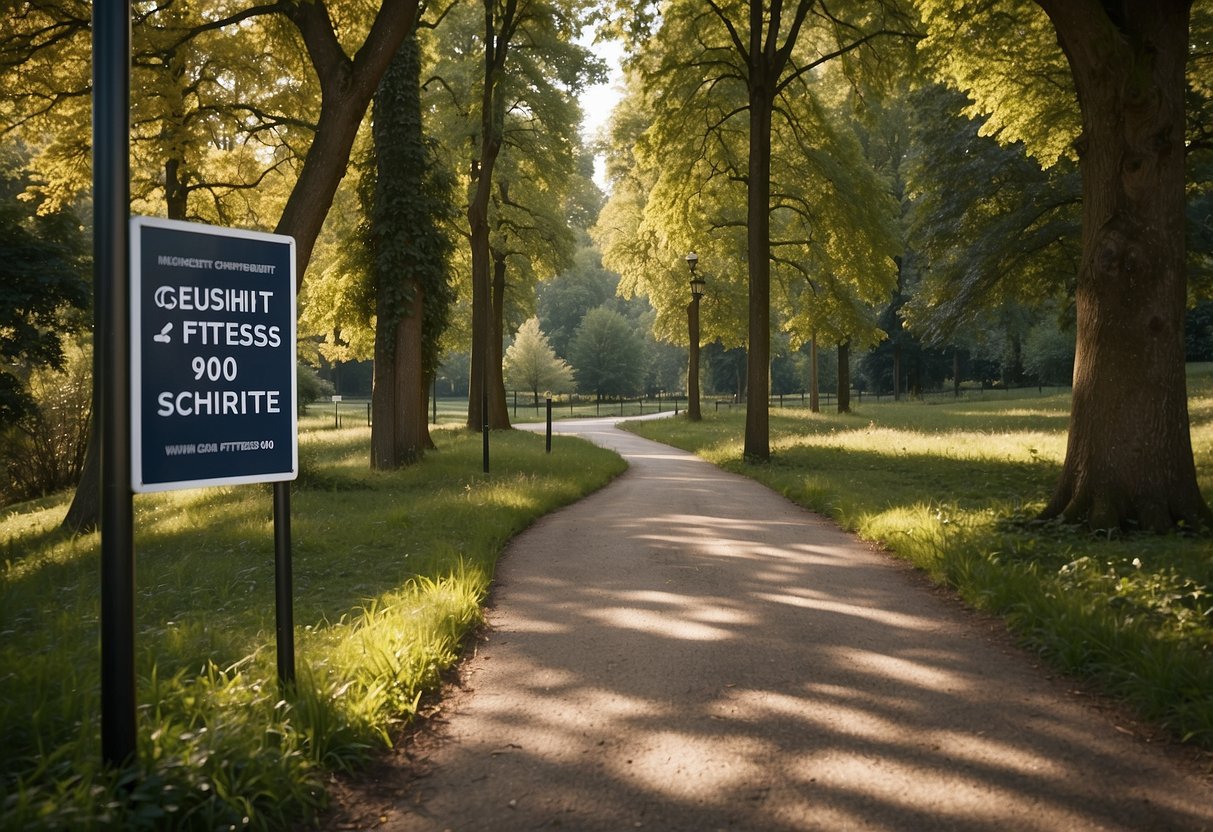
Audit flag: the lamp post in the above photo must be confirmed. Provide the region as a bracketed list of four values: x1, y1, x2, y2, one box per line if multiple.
[686, 252, 705, 421]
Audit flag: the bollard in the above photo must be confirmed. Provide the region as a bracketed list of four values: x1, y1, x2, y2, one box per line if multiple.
[546, 397, 552, 453]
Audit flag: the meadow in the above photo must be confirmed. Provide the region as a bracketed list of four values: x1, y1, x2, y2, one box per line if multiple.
[628, 364, 1213, 753]
[4, 368, 1211, 829]
[0, 422, 624, 829]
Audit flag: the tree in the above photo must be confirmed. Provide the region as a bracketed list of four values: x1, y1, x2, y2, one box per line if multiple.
[0, 143, 88, 425]
[569, 306, 645, 398]
[503, 317, 573, 400]
[536, 246, 618, 358]
[367, 30, 456, 468]
[9, 0, 428, 530]
[902, 83, 1081, 342]
[446, 0, 602, 432]
[599, 2, 908, 460]
[920, 0, 1212, 531]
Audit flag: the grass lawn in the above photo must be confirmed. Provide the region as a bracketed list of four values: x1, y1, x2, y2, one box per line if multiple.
[627, 364, 1213, 751]
[0, 425, 625, 829]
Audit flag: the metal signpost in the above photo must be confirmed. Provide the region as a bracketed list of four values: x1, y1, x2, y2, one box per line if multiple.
[96, 0, 134, 769]
[95, 5, 300, 771]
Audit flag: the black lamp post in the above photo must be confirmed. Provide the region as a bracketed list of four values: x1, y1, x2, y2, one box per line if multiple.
[686, 252, 704, 421]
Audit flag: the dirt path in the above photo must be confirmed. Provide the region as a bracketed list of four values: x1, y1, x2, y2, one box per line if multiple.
[329, 419, 1213, 831]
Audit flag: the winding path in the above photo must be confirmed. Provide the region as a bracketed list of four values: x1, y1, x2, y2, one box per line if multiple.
[339, 418, 1213, 831]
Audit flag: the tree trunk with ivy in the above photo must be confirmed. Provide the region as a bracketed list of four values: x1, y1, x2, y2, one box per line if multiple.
[369, 32, 435, 468]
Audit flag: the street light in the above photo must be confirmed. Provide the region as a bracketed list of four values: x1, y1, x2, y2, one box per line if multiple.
[685, 252, 703, 421]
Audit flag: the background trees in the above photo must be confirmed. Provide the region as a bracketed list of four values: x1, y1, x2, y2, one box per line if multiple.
[0, 144, 89, 425]
[569, 307, 645, 399]
[503, 317, 573, 400]
[0, 0, 1209, 533]
[598, 0, 909, 460]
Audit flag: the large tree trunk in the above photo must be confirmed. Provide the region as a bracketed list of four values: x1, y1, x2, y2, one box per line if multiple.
[466, 3, 509, 431]
[370, 283, 424, 468]
[745, 69, 773, 461]
[1037, 0, 1211, 531]
[468, 171, 491, 432]
[369, 32, 429, 469]
[397, 285, 426, 458]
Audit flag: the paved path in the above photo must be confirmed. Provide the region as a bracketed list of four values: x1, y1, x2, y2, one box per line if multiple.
[348, 419, 1213, 831]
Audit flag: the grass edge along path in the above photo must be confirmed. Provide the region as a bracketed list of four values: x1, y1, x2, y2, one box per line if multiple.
[626, 365, 1213, 758]
[0, 427, 625, 830]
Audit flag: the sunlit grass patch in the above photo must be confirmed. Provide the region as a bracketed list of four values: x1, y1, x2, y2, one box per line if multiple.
[1, 424, 624, 829]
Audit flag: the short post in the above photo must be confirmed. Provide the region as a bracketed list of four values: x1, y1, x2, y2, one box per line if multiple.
[545, 397, 552, 453]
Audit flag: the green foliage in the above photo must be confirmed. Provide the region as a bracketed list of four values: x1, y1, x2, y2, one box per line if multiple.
[916, 0, 1078, 168]
[902, 83, 1080, 344]
[536, 246, 619, 358]
[595, 5, 905, 353]
[628, 365, 1213, 746]
[0, 425, 625, 829]
[0, 144, 88, 424]
[0, 1, 307, 221]
[1021, 313, 1075, 386]
[296, 362, 335, 410]
[1, 338, 91, 506]
[504, 317, 574, 397]
[569, 306, 646, 397]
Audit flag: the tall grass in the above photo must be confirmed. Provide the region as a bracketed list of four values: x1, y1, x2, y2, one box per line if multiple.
[628, 364, 1213, 748]
[0, 426, 625, 829]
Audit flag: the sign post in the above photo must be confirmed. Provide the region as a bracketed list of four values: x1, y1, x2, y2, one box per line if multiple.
[96, 0, 135, 770]
[130, 216, 298, 688]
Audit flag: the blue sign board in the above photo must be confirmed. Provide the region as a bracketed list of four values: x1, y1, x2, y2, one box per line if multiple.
[131, 217, 297, 492]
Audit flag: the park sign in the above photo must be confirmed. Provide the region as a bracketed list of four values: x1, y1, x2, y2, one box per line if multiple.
[131, 216, 297, 492]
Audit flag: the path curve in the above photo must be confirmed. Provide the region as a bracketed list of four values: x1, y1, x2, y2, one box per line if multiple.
[346, 418, 1213, 831]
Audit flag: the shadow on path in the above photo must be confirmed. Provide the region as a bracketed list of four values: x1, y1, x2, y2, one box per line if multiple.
[354, 419, 1213, 831]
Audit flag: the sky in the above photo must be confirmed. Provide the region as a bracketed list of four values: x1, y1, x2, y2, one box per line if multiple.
[577, 39, 626, 190]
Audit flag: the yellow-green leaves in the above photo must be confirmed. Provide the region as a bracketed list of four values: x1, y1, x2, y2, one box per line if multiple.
[916, 0, 1078, 167]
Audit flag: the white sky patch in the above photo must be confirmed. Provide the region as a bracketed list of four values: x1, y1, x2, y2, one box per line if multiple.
[577, 37, 625, 191]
